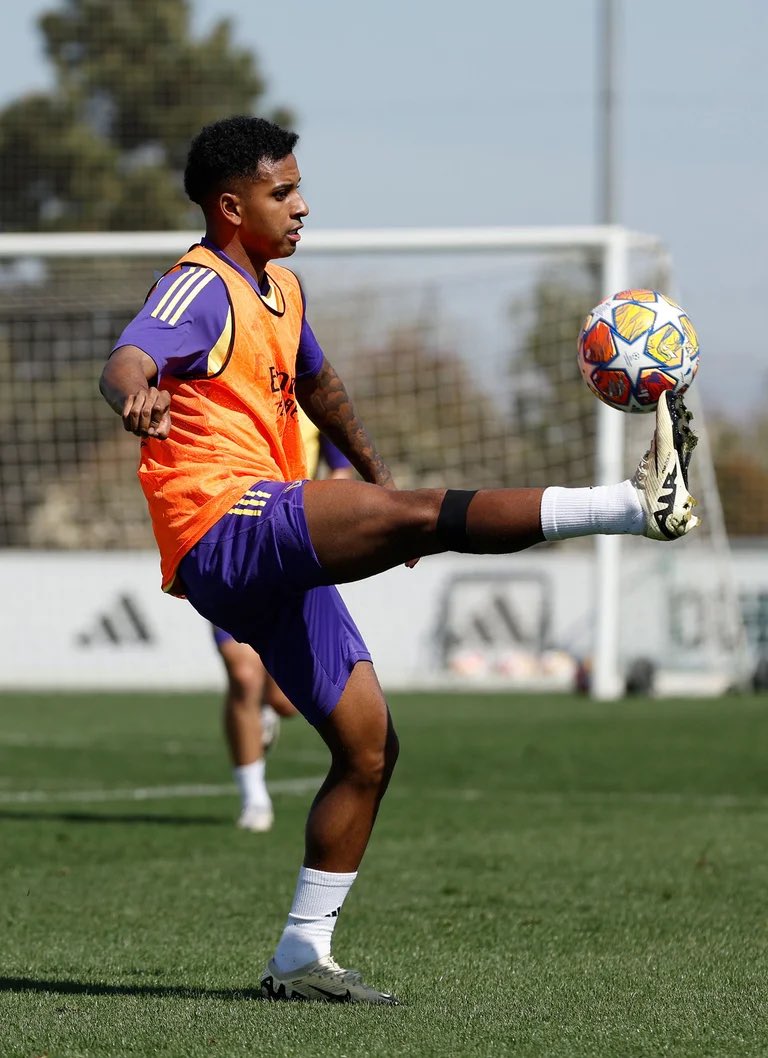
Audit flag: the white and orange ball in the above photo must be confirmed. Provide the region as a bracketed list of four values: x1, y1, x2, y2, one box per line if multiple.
[577, 289, 699, 413]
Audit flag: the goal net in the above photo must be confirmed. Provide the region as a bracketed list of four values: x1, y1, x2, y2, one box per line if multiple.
[0, 227, 749, 696]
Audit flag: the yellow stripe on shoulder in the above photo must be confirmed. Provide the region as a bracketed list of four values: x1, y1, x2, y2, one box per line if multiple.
[167, 269, 218, 326]
[151, 267, 204, 320]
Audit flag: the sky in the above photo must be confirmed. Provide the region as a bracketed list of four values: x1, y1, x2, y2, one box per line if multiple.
[2, 0, 767, 416]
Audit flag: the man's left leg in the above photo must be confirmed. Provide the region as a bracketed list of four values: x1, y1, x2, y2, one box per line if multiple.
[260, 659, 400, 1004]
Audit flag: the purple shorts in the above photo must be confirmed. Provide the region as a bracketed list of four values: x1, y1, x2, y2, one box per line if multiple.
[180, 480, 372, 727]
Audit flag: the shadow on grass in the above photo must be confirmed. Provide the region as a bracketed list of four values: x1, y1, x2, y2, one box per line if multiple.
[0, 809, 226, 826]
[0, 976, 262, 1000]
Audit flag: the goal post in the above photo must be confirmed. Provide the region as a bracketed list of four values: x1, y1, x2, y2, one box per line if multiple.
[592, 227, 630, 700]
[0, 225, 748, 697]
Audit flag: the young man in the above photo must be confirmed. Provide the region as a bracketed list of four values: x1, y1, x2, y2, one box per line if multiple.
[215, 418, 353, 835]
[100, 115, 698, 1005]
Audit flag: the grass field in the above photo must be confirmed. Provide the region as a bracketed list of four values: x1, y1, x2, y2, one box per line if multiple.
[2, 689, 768, 1058]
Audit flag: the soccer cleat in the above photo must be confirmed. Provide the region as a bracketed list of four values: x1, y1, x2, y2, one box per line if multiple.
[260, 955, 399, 1005]
[236, 804, 273, 833]
[261, 704, 280, 754]
[633, 391, 699, 541]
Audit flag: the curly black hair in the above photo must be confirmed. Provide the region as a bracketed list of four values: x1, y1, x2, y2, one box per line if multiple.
[183, 115, 299, 206]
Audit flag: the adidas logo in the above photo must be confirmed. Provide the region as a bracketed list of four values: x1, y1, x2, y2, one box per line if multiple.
[439, 572, 549, 658]
[76, 593, 154, 647]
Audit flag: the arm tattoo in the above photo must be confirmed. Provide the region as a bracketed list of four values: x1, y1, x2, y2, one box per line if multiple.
[296, 358, 394, 487]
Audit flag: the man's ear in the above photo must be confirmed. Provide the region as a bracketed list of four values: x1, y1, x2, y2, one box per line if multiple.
[219, 192, 242, 226]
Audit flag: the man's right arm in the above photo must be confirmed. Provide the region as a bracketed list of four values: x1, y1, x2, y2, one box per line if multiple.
[100, 345, 171, 440]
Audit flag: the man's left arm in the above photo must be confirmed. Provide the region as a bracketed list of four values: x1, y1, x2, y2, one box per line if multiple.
[296, 356, 394, 489]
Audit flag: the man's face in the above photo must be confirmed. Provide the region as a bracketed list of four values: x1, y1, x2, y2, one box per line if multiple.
[225, 154, 308, 264]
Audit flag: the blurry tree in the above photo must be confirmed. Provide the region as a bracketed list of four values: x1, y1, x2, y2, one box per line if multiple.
[710, 418, 768, 536]
[508, 269, 600, 486]
[338, 270, 603, 493]
[336, 322, 517, 490]
[0, 0, 293, 231]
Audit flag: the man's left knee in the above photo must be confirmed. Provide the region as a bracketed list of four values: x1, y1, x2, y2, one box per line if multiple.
[337, 724, 398, 786]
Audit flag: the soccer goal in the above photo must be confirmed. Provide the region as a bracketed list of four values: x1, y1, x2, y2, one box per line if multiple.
[0, 226, 749, 698]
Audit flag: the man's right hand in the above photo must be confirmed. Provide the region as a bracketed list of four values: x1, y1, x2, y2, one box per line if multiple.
[121, 387, 171, 439]
[100, 345, 171, 438]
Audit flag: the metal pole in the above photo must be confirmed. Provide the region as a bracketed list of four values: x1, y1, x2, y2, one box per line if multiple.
[591, 229, 630, 700]
[591, 0, 625, 700]
[597, 0, 618, 224]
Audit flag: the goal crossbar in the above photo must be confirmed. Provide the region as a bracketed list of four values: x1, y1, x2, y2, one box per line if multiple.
[0, 225, 664, 259]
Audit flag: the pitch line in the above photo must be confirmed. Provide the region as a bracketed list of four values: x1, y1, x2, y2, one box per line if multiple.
[0, 776, 322, 806]
[3, 781, 766, 812]
[390, 786, 768, 811]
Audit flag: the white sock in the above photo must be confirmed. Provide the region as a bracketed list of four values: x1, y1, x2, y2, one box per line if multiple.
[272, 867, 357, 973]
[233, 760, 268, 810]
[540, 479, 645, 541]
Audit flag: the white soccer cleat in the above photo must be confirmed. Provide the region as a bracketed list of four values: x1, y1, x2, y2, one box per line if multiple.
[236, 804, 273, 833]
[260, 955, 399, 1005]
[633, 391, 700, 541]
[261, 704, 280, 754]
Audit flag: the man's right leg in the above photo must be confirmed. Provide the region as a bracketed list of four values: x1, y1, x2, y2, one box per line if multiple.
[301, 391, 698, 583]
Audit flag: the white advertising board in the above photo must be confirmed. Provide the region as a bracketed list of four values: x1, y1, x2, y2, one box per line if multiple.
[0, 547, 764, 691]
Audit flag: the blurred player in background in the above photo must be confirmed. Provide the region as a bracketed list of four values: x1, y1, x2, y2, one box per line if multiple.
[216, 412, 353, 834]
[100, 116, 698, 1005]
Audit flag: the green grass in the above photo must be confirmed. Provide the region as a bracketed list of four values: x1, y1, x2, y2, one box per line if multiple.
[2, 690, 768, 1057]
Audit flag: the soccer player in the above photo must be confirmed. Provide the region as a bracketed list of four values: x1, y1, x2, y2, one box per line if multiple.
[215, 416, 353, 834]
[99, 115, 699, 1005]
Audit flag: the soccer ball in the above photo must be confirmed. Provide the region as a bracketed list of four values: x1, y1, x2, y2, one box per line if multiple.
[577, 289, 699, 413]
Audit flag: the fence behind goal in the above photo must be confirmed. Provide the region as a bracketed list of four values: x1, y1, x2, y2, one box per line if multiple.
[0, 227, 749, 696]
